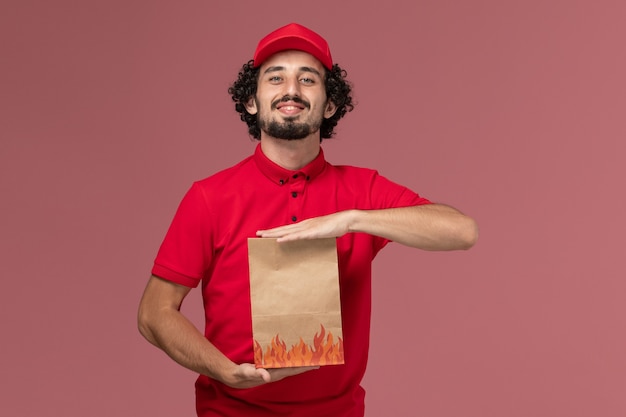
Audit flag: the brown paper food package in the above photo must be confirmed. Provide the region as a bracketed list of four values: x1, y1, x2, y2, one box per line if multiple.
[248, 237, 344, 368]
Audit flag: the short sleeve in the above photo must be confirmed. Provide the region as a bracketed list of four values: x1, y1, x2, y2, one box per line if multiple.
[368, 171, 431, 209]
[151, 183, 213, 288]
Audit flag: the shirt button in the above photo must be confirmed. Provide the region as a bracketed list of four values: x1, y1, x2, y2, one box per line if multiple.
[292, 174, 298, 179]
[279, 179, 284, 185]
[291, 192, 297, 198]
[306, 176, 310, 181]
[291, 216, 297, 222]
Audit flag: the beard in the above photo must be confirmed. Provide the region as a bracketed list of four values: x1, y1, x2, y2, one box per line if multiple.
[259, 118, 322, 140]
[257, 96, 323, 140]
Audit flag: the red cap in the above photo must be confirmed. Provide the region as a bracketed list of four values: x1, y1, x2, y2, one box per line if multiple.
[253, 23, 333, 70]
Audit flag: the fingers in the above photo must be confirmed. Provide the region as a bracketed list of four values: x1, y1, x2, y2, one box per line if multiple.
[230, 363, 271, 388]
[230, 364, 319, 389]
[255, 367, 272, 383]
[256, 227, 290, 238]
[256, 222, 305, 238]
[256, 213, 349, 241]
[257, 229, 316, 242]
[267, 366, 320, 382]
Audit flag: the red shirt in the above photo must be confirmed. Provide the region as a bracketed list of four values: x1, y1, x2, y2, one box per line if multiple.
[152, 144, 430, 416]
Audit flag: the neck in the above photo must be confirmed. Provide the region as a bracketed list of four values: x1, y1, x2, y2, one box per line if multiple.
[260, 134, 321, 170]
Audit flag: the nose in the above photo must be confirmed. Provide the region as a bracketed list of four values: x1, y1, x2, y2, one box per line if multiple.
[283, 75, 301, 97]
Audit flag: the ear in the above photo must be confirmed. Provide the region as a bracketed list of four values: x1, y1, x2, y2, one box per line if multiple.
[244, 96, 258, 115]
[324, 100, 338, 119]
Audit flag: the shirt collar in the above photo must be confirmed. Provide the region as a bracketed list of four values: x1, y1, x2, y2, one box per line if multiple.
[253, 143, 327, 186]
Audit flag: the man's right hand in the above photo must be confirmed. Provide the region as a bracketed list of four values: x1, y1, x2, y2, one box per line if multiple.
[138, 276, 320, 390]
[225, 363, 320, 389]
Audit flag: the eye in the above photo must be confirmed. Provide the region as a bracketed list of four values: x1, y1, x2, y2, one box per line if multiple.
[300, 77, 315, 84]
[268, 75, 282, 83]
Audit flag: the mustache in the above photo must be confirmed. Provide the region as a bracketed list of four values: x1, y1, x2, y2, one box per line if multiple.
[271, 96, 310, 110]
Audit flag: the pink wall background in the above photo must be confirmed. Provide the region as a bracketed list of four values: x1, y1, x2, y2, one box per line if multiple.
[2, 1, 625, 416]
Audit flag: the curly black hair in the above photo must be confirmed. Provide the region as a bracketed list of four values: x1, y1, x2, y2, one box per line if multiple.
[228, 60, 354, 140]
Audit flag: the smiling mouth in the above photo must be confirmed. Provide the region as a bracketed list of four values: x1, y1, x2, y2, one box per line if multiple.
[272, 96, 310, 111]
[275, 102, 307, 118]
[278, 104, 304, 111]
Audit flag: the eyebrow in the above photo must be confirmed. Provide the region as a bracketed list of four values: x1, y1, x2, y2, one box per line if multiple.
[263, 66, 323, 77]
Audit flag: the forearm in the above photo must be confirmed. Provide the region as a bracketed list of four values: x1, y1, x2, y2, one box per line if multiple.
[257, 203, 478, 250]
[348, 204, 478, 250]
[138, 276, 318, 388]
[138, 295, 235, 383]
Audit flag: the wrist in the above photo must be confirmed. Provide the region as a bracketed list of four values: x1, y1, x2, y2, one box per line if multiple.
[346, 209, 364, 233]
[207, 357, 238, 385]
[213, 366, 235, 387]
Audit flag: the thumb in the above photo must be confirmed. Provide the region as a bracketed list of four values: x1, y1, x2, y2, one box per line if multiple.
[256, 367, 272, 383]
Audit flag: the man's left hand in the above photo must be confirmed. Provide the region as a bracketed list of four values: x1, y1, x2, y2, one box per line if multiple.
[256, 210, 355, 242]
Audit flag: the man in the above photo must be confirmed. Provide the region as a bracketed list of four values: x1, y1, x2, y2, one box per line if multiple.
[138, 23, 478, 417]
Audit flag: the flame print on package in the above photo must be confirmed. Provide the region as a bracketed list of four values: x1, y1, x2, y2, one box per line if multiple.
[253, 324, 345, 368]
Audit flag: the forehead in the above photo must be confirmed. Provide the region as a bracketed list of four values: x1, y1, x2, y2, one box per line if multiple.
[259, 50, 326, 74]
